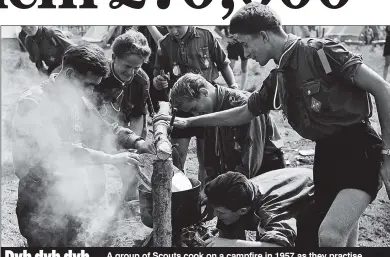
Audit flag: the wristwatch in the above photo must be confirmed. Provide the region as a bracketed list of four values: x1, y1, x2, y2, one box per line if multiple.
[381, 149, 390, 156]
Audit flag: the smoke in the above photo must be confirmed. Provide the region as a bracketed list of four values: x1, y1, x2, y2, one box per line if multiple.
[3, 45, 141, 246]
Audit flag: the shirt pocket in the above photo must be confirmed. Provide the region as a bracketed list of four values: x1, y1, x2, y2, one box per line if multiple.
[301, 79, 332, 114]
[198, 46, 212, 70]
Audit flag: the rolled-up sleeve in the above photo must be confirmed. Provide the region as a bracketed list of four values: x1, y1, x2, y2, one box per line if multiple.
[247, 72, 276, 116]
[320, 39, 363, 84]
[209, 32, 230, 71]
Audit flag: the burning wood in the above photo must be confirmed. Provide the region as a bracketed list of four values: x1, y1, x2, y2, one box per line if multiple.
[180, 224, 219, 247]
[141, 223, 219, 247]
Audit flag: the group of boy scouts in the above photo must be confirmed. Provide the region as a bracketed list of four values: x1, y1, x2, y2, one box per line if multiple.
[10, 2, 390, 248]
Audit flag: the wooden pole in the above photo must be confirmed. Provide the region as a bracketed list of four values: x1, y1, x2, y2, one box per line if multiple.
[153, 102, 172, 160]
[152, 101, 173, 247]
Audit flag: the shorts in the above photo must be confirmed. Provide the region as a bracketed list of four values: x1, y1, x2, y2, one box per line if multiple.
[170, 109, 204, 139]
[314, 121, 382, 208]
[227, 42, 247, 61]
[300, 122, 383, 246]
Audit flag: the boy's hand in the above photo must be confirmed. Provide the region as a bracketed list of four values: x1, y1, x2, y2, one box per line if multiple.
[153, 75, 169, 90]
[153, 71, 170, 90]
[109, 152, 141, 166]
[137, 139, 156, 155]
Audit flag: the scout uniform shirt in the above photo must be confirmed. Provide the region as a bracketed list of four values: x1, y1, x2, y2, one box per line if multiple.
[24, 26, 74, 74]
[204, 85, 282, 179]
[11, 75, 127, 246]
[155, 26, 230, 87]
[11, 76, 122, 237]
[93, 62, 150, 128]
[216, 168, 315, 247]
[247, 34, 371, 141]
[12, 74, 123, 174]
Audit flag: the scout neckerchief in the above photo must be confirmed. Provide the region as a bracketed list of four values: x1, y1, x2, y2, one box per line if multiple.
[273, 34, 300, 111]
[171, 26, 196, 77]
[106, 62, 135, 113]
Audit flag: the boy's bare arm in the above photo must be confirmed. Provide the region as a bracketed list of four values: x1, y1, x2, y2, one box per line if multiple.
[147, 26, 164, 44]
[220, 64, 237, 88]
[353, 64, 390, 198]
[153, 105, 256, 128]
[188, 105, 255, 127]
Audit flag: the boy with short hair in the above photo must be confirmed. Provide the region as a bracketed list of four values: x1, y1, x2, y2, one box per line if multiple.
[203, 168, 314, 247]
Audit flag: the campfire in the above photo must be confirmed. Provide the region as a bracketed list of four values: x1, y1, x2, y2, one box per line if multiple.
[180, 224, 219, 247]
[141, 223, 219, 247]
[137, 154, 218, 247]
[136, 101, 219, 247]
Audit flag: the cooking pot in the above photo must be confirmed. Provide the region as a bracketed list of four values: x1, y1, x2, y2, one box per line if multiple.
[139, 178, 202, 231]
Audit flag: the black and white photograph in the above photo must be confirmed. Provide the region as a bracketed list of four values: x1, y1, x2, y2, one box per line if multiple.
[1, 3, 390, 250]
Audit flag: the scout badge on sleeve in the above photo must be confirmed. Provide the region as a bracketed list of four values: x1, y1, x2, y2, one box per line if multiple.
[173, 62, 181, 76]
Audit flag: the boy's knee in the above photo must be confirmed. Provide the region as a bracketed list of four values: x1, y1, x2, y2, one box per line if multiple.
[318, 222, 348, 247]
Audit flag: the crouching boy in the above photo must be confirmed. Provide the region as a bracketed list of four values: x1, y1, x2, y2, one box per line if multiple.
[203, 168, 315, 247]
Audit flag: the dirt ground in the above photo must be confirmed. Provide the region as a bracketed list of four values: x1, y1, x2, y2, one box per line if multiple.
[1, 34, 390, 247]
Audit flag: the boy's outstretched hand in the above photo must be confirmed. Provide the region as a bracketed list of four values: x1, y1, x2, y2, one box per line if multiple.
[152, 113, 190, 129]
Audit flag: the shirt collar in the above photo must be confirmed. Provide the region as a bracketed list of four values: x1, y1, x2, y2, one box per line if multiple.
[171, 26, 200, 42]
[277, 34, 300, 70]
[48, 73, 89, 101]
[250, 183, 264, 212]
[110, 61, 135, 87]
